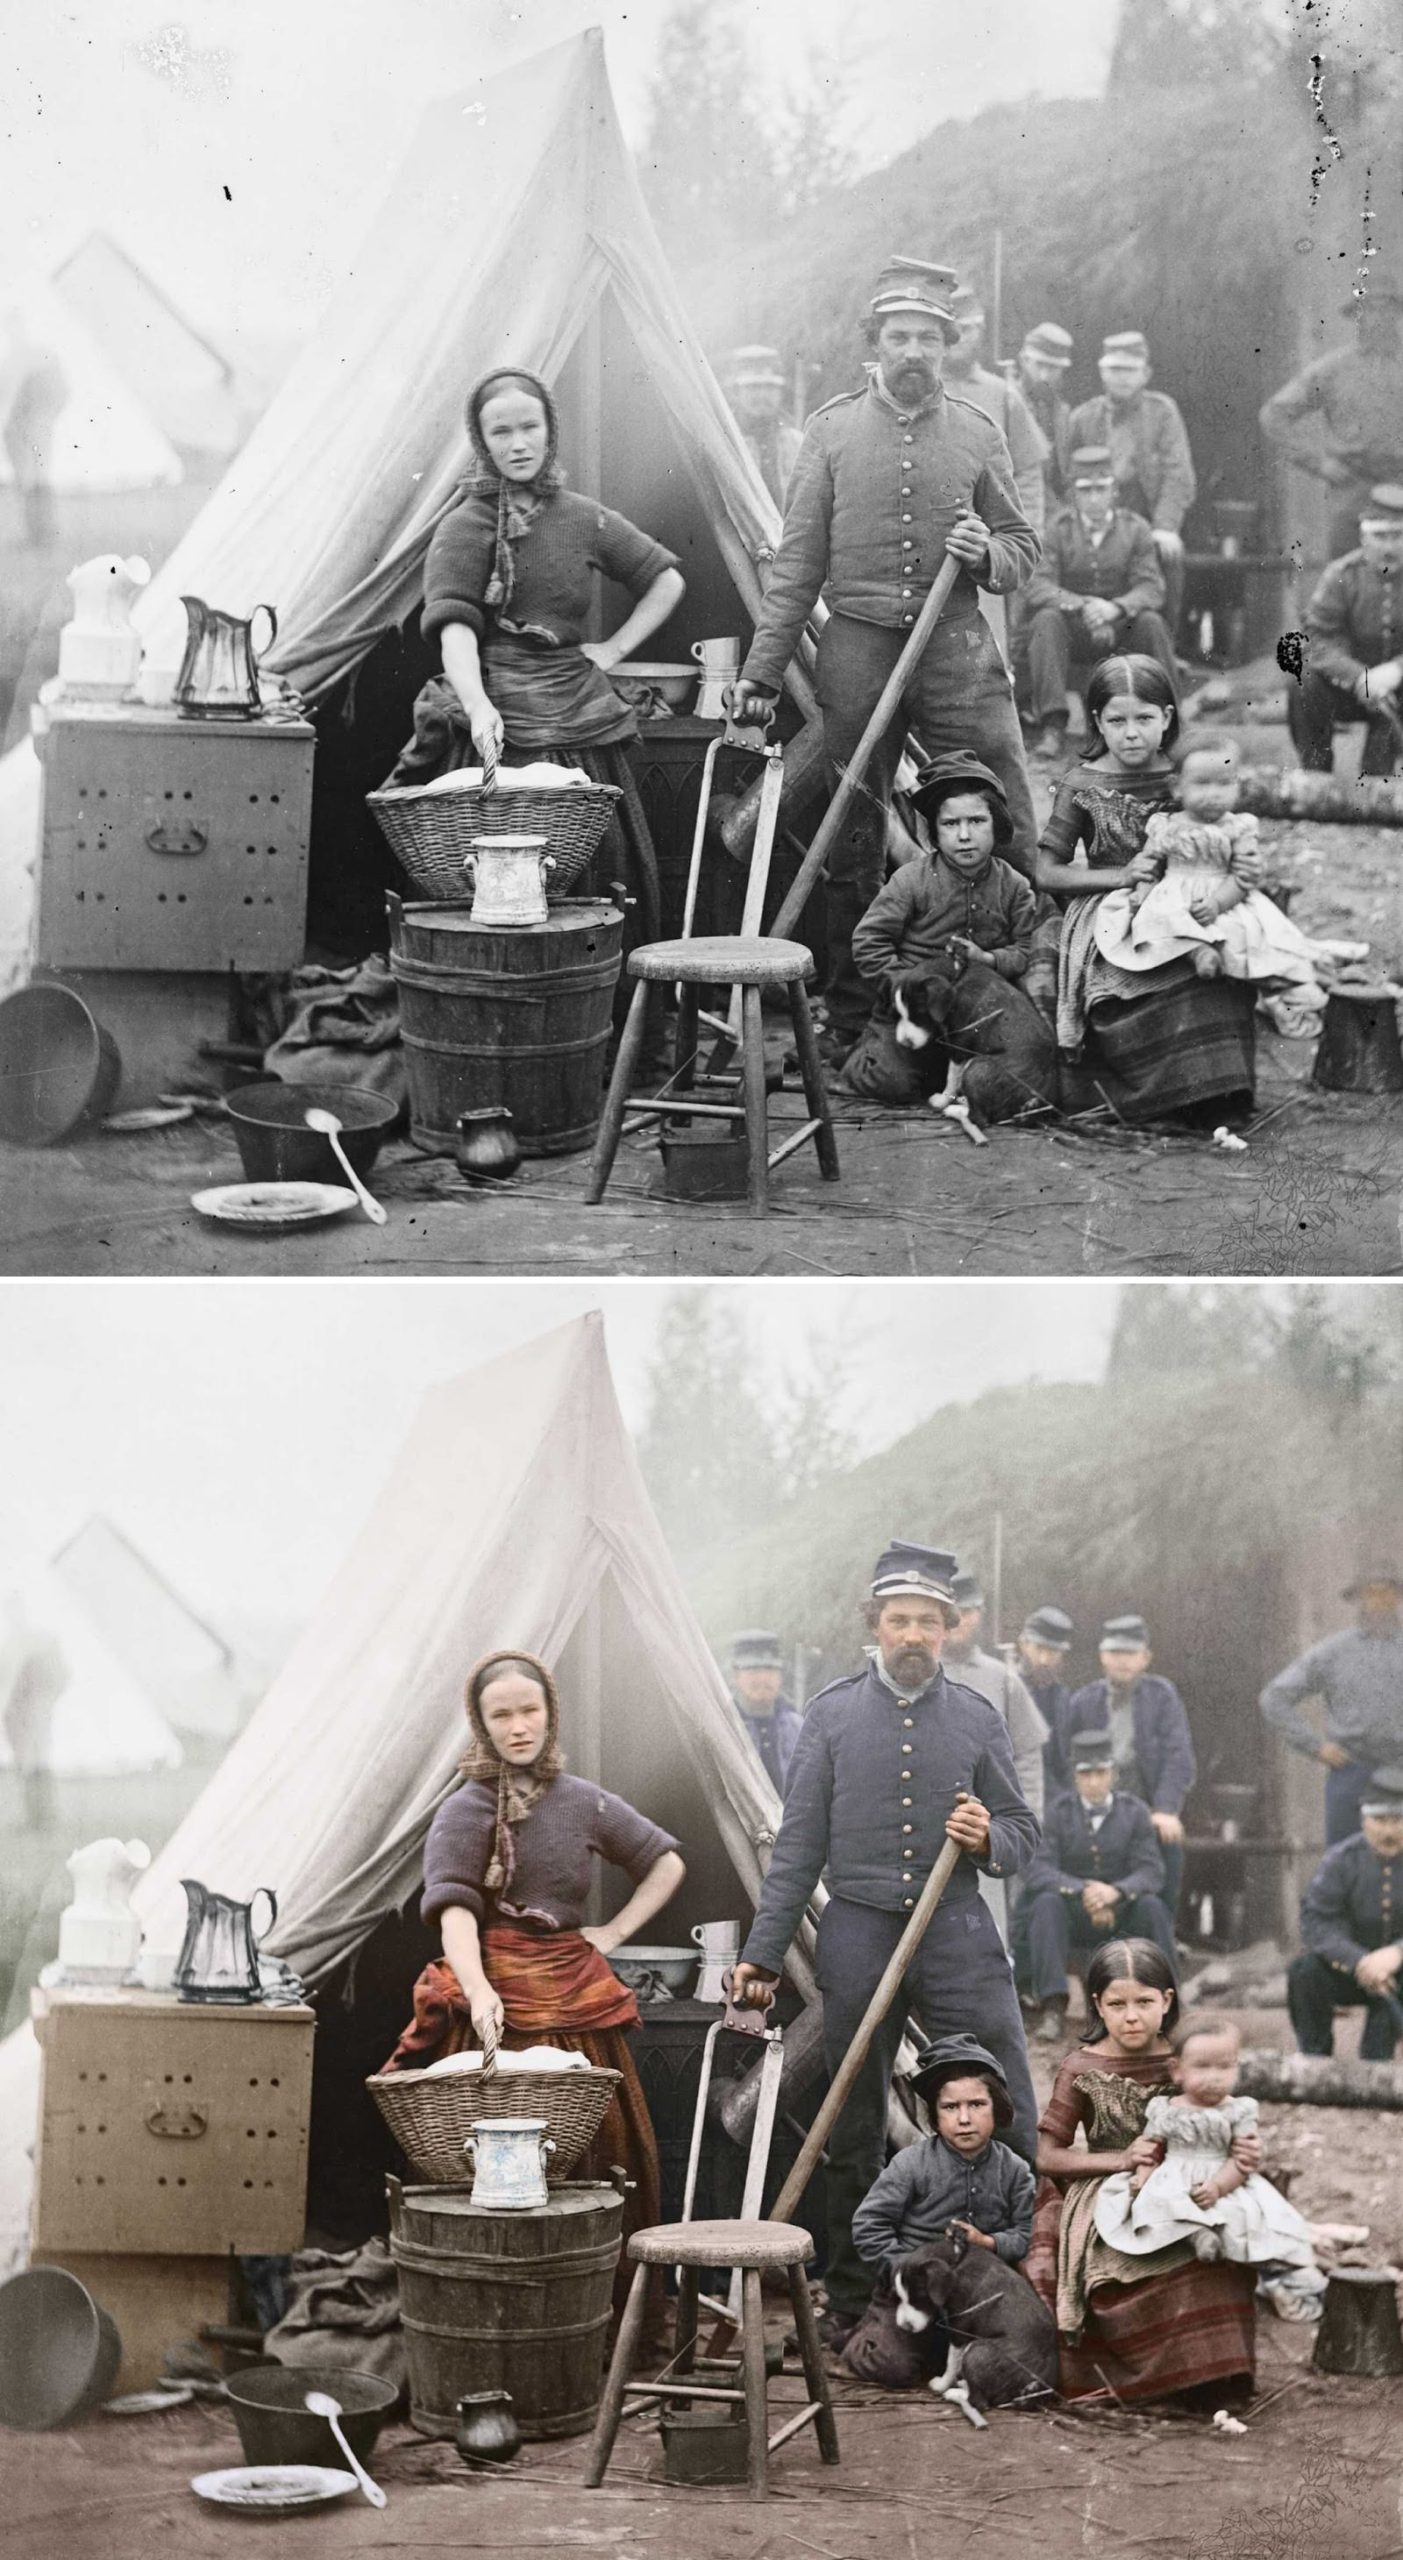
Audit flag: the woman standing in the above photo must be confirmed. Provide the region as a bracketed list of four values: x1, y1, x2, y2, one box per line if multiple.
[389, 368, 685, 948]
[1026, 1937, 1258, 2407]
[386, 1650, 685, 2316]
[1030, 655, 1258, 1126]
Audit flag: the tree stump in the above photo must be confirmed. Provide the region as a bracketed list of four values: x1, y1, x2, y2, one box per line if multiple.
[1236, 2049, 1403, 2110]
[1311, 2268, 1403, 2376]
[1311, 988, 1403, 1094]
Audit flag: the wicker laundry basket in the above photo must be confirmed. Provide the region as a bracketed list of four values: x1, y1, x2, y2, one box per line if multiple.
[366, 2036, 621, 2186]
[366, 742, 620, 903]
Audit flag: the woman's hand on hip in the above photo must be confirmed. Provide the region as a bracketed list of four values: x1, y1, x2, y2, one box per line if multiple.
[579, 1922, 621, 1956]
[578, 639, 620, 674]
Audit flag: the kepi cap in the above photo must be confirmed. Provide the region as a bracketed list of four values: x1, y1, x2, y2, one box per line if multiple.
[871, 1539, 960, 1621]
[950, 1571, 985, 1610]
[950, 284, 985, 322]
[1100, 1614, 1151, 1651]
[1071, 1729, 1116, 1770]
[1071, 444, 1116, 479]
[1360, 1765, 1403, 1815]
[869, 255, 959, 338]
[1358, 488, 1403, 527]
[724, 343, 787, 389]
[1023, 1606, 1073, 1649]
[908, 2033, 1014, 2126]
[1101, 331, 1150, 363]
[730, 1628, 784, 1669]
[1023, 321, 1073, 365]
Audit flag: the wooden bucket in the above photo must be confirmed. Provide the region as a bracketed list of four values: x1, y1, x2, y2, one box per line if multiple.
[386, 896, 623, 1156]
[387, 2178, 624, 2440]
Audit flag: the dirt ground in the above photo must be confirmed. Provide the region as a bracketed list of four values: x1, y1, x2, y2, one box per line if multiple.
[5, 2003, 1401, 2560]
[3, 687, 1401, 1279]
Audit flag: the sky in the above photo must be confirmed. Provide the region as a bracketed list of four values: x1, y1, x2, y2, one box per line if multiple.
[0, 1279, 1121, 1634]
[1, 1, 1121, 348]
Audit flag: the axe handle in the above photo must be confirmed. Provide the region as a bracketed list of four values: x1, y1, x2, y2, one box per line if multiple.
[768, 1835, 962, 2225]
[768, 552, 962, 943]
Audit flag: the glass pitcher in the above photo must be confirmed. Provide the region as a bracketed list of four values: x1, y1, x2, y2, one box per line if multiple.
[173, 596, 278, 720]
[174, 1878, 278, 2004]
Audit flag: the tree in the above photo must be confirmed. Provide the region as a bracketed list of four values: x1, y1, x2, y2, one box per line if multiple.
[635, 1289, 856, 1568]
[638, 2, 856, 273]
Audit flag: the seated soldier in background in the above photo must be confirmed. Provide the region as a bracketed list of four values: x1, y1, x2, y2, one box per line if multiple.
[1070, 332, 1196, 634]
[1287, 485, 1403, 776]
[1287, 1771, 1403, 2062]
[1020, 1731, 1176, 2040]
[1056, 1615, 1196, 1918]
[1022, 446, 1178, 759]
[727, 1628, 803, 1795]
[723, 344, 804, 510]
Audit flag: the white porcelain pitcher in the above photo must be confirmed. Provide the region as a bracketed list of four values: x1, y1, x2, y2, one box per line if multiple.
[58, 554, 151, 699]
[57, 1836, 152, 1981]
[462, 2117, 557, 2210]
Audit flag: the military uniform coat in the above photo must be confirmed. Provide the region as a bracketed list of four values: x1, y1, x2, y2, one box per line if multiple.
[1054, 1677, 1197, 1813]
[1023, 506, 1167, 622]
[736, 1691, 804, 1796]
[1299, 1835, 1403, 1972]
[1024, 1790, 1167, 1903]
[1066, 391, 1197, 534]
[1301, 554, 1403, 693]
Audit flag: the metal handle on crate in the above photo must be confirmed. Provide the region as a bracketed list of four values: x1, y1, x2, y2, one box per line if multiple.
[145, 823, 208, 857]
[145, 2100, 208, 2140]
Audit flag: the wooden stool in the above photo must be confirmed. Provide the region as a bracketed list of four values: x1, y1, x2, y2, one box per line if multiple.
[1312, 986, 1403, 1093]
[1311, 2267, 1403, 2375]
[584, 937, 840, 1216]
[583, 2217, 839, 2501]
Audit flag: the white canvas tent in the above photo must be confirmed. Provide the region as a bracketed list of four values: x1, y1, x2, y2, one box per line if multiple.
[53, 1516, 244, 1745]
[0, 1313, 795, 2268]
[0, 281, 183, 494]
[0, 25, 784, 986]
[0, 1567, 182, 1779]
[52, 235, 244, 463]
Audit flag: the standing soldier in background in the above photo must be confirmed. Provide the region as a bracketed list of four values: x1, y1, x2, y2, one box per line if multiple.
[730, 255, 1041, 1067]
[1070, 331, 1196, 637]
[727, 1628, 804, 1796]
[1259, 1568, 1403, 1846]
[1005, 322, 1076, 506]
[1260, 285, 1403, 561]
[722, 344, 804, 511]
[944, 1570, 1047, 1948]
[945, 287, 1049, 539]
[1009, 1606, 1076, 1792]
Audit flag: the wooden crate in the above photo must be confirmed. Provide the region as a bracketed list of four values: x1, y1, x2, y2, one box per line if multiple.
[31, 1988, 314, 2256]
[34, 701, 314, 972]
[32, 2250, 232, 2395]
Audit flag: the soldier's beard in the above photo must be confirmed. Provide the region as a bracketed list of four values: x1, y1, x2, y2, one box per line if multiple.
[885, 359, 935, 400]
[886, 1641, 936, 1685]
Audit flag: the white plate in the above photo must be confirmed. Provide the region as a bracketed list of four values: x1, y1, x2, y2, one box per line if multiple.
[190, 2465, 360, 2512]
[101, 1104, 195, 1132]
[104, 2384, 195, 2414]
[190, 1182, 359, 1231]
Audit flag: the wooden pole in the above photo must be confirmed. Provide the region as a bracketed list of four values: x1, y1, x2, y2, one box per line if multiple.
[768, 1836, 962, 2224]
[768, 553, 962, 943]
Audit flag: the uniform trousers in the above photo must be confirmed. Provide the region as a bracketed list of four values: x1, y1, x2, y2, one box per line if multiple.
[815, 611, 1038, 1040]
[1287, 670, 1403, 776]
[1023, 1889, 1177, 2004]
[814, 1891, 1038, 2320]
[1287, 1950, 1403, 2060]
[1325, 1758, 1384, 1844]
[1025, 607, 1179, 725]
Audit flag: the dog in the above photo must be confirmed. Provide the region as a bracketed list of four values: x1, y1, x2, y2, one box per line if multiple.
[891, 950, 1057, 1134]
[891, 2227, 1057, 2423]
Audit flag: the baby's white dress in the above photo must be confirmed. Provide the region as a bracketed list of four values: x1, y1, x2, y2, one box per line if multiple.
[1092, 814, 1328, 1032]
[1093, 2094, 1317, 2267]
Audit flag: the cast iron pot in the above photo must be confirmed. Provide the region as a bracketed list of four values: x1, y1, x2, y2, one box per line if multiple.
[226, 1080, 400, 1185]
[223, 2363, 400, 2468]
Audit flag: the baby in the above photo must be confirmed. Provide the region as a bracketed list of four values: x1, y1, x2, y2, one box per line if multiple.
[1093, 2014, 1327, 2320]
[1093, 742, 1350, 1036]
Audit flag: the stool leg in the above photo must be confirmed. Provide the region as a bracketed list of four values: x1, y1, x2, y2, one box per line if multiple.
[674, 981, 700, 1092]
[674, 2263, 700, 2374]
[741, 2265, 769, 2500]
[740, 983, 769, 1216]
[585, 981, 650, 1205]
[787, 2265, 840, 2463]
[583, 2260, 650, 2488]
[787, 982, 841, 1180]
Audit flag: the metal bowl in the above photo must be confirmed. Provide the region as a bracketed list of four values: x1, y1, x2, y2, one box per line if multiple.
[0, 2268, 122, 2431]
[0, 984, 121, 1145]
[226, 1080, 400, 1184]
[223, 2365, 399, 2469]
[609, 1945, 697, 1993]
[608, 662, 697, 714]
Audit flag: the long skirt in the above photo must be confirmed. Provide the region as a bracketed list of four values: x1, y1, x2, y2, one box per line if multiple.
[1026, 2171, 1255, 2405]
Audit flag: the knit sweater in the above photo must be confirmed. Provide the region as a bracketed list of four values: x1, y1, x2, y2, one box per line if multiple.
[852, 2132, 1035, 2271]
[851, 850, 1036, 984]
[420, 486, 679, 648]
[420, 1773, 680, 1931]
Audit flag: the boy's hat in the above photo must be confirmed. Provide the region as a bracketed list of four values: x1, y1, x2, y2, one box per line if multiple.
[1023, 1606, 1073, 1649]
[908, 2034, 1013, 2126]
[909, 751, 1013, 844]
[1100, 1613, 1151, 1651]
[1071, 1729, 1116, 1770]
[1023, 321, 1073, 365]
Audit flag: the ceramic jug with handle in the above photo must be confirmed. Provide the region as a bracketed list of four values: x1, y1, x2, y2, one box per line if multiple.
[174, 596, 278, 719]
[57, 555, 151, 699]
[174, 1878, 277, 2004]
[57, 1836, 152, 1980]
[461, 2118, 556, 2209]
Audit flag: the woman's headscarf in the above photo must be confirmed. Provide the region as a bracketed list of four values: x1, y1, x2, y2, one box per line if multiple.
[463, 368, 563, 631]
[460, 1647, 564, 1898]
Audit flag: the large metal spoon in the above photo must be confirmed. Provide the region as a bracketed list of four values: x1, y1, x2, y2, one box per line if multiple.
[302, 1107, 387, 1224]
[302, 2389, 387, 2506]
